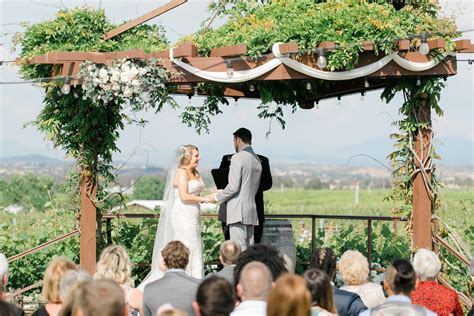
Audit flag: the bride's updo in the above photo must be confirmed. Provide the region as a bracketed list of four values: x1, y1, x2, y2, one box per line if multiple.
[179, 145, 199, 176]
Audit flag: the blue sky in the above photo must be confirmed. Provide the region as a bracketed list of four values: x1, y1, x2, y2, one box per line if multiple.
[0, 0, 472, 168]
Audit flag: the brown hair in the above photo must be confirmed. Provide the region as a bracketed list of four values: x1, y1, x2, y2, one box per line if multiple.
[304, 269, 336, 313]
[267, 274, 311, 316]
[42, 257, 77, 303]
[69, 279, 125, 316]
[220, 240, 241, 265]
[385, 259, 416, 295]
[162, 241, 189, 270]
[196, 277, 235, 316]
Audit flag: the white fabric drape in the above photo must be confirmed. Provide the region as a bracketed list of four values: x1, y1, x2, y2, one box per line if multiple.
[169, 44, 447, 83]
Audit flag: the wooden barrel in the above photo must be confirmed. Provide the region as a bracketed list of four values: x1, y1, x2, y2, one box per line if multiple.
[260, 219, 297, 273]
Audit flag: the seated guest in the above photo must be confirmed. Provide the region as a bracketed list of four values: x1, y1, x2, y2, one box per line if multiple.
[233, 244, 287, 289]
[338, 250, 385, 308]
[59, 269, 91, 303]
[411, 249, 463, 316]
[267, 274, 311, 316]
[157, 304, 187, 316]
[33, 257, 77, 316]
[309, 248, 367, 316]
[94, 245, 144, 316]
[231, 261, 273, 316]
[360, 259, 436, 316]
[207, 240, 241, 284]
[144, 241, 200, 316]
[63, 279, 126, 316]
[192, 277, 235, 316]
[0, 253, 24, 316]
[303, 269, 337, 316]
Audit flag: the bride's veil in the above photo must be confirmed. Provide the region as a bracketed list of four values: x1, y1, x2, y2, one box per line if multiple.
[138, 147, 182, 289]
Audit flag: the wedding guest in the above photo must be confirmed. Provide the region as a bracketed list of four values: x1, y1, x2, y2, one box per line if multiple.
[360, 259, 436, 316]
[233, 244, 287, 288]
[206, 240, 241, 284]
[192, 277, 235, 316]
[144, 241, 200, 316]
[267, 274, 311, 316]
[33, 257, 77, 316]
[63, 279, 126, 316]
[303, 269, 337, 316]
[94, 245, 144, 316]
[156, 304, 187, 316]
[0, 253, 24, 316]
[309, 247, 367, 316]
[231, 261, 273, 316]
[59, 269, 91, 303]
[411, 249, 463, 316]
[338, 250, 385, 308]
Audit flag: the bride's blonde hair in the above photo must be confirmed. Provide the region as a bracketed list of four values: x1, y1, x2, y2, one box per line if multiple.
[179, 144, 199, 176]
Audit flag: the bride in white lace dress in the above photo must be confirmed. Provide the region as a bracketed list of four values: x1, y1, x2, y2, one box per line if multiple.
[138, 145, 212, 289]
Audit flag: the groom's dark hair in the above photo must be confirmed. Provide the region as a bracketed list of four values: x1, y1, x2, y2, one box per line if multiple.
[233, 128, 252, 144]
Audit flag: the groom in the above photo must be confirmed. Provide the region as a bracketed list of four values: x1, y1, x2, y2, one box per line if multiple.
[212, 128, 262, 251]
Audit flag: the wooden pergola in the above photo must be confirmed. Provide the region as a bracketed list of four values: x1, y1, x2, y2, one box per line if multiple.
[23, 0, 474, 274]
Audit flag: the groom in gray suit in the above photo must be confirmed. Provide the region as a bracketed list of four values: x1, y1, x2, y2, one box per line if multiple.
[213, 128, 262, 251]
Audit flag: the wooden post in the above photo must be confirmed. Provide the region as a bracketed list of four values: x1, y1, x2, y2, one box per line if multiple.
[412, 93, 433, 250]
[80, 173, 97, 274]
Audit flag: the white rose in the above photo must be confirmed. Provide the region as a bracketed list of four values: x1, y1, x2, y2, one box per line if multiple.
[131, 79, 140, 87]
[123, 87, 133, 97]
[141, 91, 151, 102]
[99, 68, 108, 78]
[121, 65, 130, 73]
[112, 84, 121, 91]
[139, 68, 147, 76]
[87, 65, 93, 71]
[130, 66, 139, 76]
[120, 72, 130, 83]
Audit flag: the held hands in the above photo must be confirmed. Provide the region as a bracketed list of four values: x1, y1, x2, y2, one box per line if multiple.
[201, 195, 216, 204]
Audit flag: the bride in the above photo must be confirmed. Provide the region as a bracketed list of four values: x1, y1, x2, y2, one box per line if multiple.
[139, 145, 213, 289]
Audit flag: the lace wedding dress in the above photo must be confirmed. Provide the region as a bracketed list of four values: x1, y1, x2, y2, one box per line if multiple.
[138, 179, 204, 290]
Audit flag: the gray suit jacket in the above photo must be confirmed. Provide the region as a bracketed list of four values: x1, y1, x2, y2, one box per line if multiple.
[207, 265, 235, 284]
[143, 270, 200, 316]
[217, 146, 262, 225]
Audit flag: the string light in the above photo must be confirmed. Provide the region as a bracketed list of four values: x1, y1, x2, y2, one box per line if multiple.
[226, 60, 234, 79]
[306, 82, 312, 90]
[193, 86, 198, 97]
[419, 33, 430, 56]
[443, 76, 448, 88]
[416, 77, 421, 86]
[61, 82, 71, 95]
[314, 100, 320, 109]
[468, 60, 473, 70]
[364, 79, 370, 88]
[249, 84, 255, 92]
[360, 92, 365, 101]
[234, 97, 239, 106]
[337, 96, 342, 105]
[188, 95, 192, 106]
[316, 48, 327, 70]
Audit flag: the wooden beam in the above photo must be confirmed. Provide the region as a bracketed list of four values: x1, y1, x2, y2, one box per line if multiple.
[173, 42, 197, 58]
[398, 39, 410, 51]
[458, 43, 474, 53]
[114, 49, 145, 60]
[103, 0, 187, 40]
[277, 42, 299, 54]
[455, 39, 471, 51]
[318, 42, 337, 51]
[428, 38, 445, 50]
[210, 44, 247, 57]
[80, 174, 97, 274]
[144, 50, 170, 59]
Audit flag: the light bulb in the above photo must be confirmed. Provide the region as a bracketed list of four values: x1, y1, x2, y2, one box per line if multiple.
[73, 92, 79, 98]
[193, 86, 198, 97]
[419, 42, 430, 56]
[234, 97, 239, 106]
[316, 55, 327, 69]
[314, 100, 320, 109]
[306, 82, 312, 90]
[364, 79, 370, 88]
[249, 84, 255, 92]
[188, 95, 192, 106]
[226, 61, 234, 79]
[61, 83, 71, 95]
[337, 96, 342, 105]
[416, 78, 421, 86]
[468, 60, 473, 70]
[443, 77, 448, 88]
[360, 92, 365, 101]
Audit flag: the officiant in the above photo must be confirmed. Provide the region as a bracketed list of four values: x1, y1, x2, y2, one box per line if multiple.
[212, 149, 272, 244]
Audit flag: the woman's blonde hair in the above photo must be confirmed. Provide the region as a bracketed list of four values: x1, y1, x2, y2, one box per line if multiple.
[267, 274, 311, 316]
[179, 145, 199, 175]
[42, 257, 77, 303]
[338, 250, 369, 285]
[94, 245, 133, 286]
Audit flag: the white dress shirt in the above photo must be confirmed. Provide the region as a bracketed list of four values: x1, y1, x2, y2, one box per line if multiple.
[230, 300, 267, 316]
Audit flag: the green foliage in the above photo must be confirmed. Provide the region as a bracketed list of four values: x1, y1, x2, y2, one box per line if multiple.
[132, 176, 166, 200]
[0, 174, 54, 211]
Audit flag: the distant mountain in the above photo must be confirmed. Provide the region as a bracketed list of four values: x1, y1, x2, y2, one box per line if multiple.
[0, 154, 68, 165]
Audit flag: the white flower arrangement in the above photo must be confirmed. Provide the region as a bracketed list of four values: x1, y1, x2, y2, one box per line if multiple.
[77, 58, 174, 110]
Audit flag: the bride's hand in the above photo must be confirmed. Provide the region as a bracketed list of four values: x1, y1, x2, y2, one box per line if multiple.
[201, 195, 216, 204]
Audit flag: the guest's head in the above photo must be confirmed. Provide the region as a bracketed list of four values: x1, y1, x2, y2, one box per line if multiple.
[60, 269, 91, 302]
[412, 248, 441, 281]
[192, 277, 235, 316]
[179, 145, 199, 170]
[233, 244, 287, 288]
[66, 279, 125, 316]
[237, 261, 273, 302]
[233, 128, 252, 152]
[95, 245, 133, 286]
[42, 257, 77, 304]
[384, 259, 416, 296]
[304, 268, 336, 313]
[0, 253, 8, 299]
[267, 274, 311, 316]
[219, 240, 241, 266]
[158, 308, 187, 316]
[309, 248, 337, 280]
[339, 250, 369, 286]
[162, 241, 189, 270]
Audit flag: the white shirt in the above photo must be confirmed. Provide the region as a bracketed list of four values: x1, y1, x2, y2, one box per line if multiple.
[359, 295, 437, 316]
[230, 300, 267, 316]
